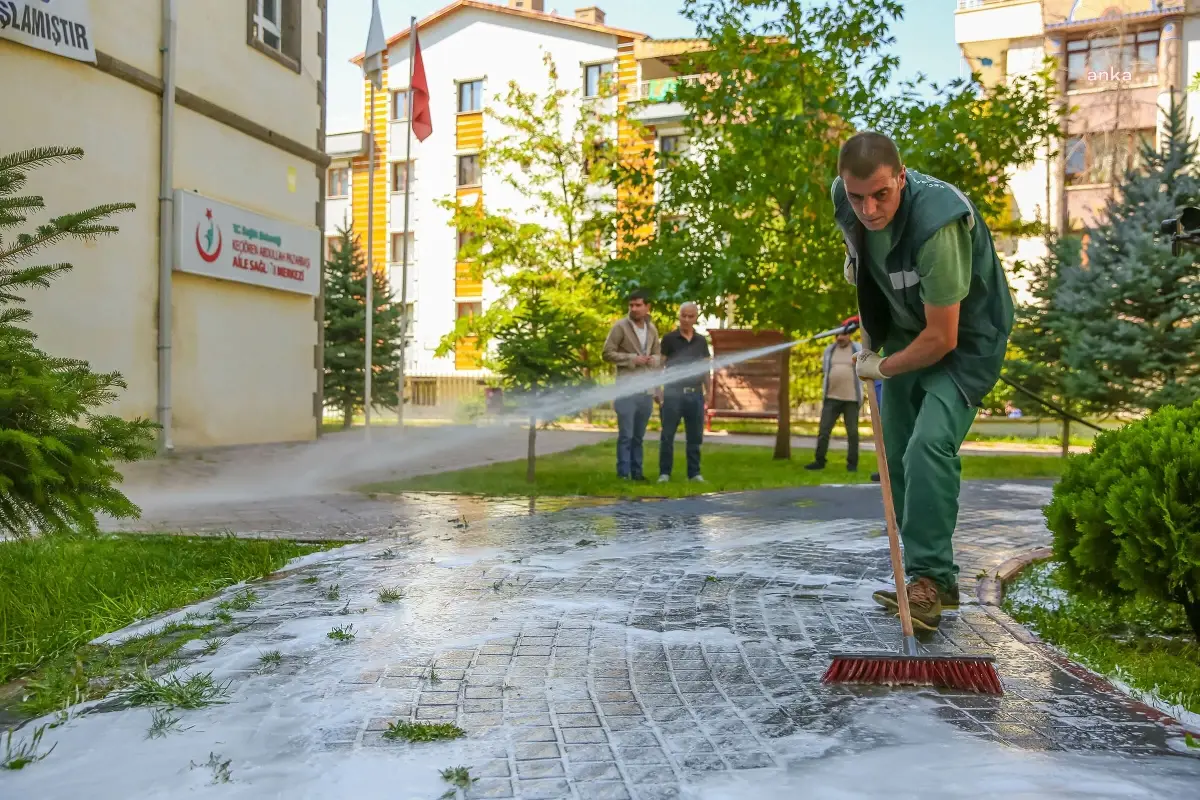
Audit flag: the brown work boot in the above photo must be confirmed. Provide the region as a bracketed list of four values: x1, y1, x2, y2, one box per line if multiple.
[872, 576, 943, 631]
[872, 580, 959, 609]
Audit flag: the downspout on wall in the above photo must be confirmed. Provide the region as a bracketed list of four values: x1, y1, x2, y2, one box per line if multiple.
[156, 0, 178, 453]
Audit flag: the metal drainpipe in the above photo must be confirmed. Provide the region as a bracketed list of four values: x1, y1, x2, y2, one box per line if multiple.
[156, 0, 178, 453]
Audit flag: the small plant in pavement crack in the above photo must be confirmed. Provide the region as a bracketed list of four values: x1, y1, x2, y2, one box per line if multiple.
[257, 650, 283, 670]
[301, 576, 320, 585]
[2, 725, 56, 770]
[321, 584, 341, 601]
[213, 610, 235, 625]
[378, 587, 404, 603]
[439, 765, 476, 796]
[1187, 732, 1199, 749]
[122, 670, 231, 710]
[190, 752, 232, 784]
[328, 624, 356, 642]
[375, 548, 396, 560]
[382, 721, 465, 743]
[217, 589, 259, 613]
[146, 708, 191, 739]
[201, 638, 226, 655]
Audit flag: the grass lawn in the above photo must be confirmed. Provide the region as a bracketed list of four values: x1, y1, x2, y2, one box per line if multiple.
[363, 440, 1065, 498]
[0, 534, 333, 721]
[1004, 561, 1200, 716]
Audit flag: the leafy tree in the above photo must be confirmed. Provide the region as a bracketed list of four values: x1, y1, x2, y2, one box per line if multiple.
[323, 224, 404, 428]
[0, 147, 156, 536]
[491, 274, 593, 482]
[1055, 97, 1200, 414]
[436, 54, 622, 473]
[603, 0, 1057, 459]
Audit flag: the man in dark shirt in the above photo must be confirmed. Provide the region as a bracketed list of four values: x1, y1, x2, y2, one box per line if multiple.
[657, 302, 711, 483]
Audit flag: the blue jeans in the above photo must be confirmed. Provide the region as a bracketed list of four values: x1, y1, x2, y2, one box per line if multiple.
[614, 393, 653, 478]
[659, 390, 704, 478]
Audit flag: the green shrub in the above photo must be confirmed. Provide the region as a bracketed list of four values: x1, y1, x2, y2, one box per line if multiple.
[1045, 401, 1200, 639]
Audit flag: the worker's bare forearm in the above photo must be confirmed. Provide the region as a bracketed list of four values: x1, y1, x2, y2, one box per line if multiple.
[881, 329, 954, 377]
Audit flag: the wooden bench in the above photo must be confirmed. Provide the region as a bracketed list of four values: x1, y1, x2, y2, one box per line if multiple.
[705, 329, 788, 432]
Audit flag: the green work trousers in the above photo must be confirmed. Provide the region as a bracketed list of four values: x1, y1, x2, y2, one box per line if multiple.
[879, 366, 978, 592]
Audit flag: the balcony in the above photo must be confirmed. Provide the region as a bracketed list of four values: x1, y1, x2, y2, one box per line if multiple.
[628, 74, 706, 126]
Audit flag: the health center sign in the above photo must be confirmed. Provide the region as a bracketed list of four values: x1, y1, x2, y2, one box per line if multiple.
[174, 190, 320, 297]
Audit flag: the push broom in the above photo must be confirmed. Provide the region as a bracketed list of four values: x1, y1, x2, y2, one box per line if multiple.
[821, 362, 1003, 695]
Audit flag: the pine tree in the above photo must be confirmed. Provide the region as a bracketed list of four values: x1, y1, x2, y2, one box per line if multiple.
[322, 225, 404, 428]
[0, 147, 157, 536]
[1056, 98, 1200, 413]
[1005, 234, 1097, 450]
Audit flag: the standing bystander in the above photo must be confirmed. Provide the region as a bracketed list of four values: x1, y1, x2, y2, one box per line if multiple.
[806, 323, 862, 472]
[657, 302, 710, 483]
[603, 290, 661, 481]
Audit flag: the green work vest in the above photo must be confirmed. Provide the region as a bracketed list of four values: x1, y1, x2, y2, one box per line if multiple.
[831, 169, 1015, 407]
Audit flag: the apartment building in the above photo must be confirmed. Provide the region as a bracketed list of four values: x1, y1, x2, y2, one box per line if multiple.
[956, 0, 1199, 264]
[343, 0, 705, 408]
[0, 0, 329, 449]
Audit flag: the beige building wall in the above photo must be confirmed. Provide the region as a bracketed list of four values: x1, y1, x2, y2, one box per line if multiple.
[0, 0, 327, 449]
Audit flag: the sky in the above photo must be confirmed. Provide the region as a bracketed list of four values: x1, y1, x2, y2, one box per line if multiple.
[326, 0, 963, 134]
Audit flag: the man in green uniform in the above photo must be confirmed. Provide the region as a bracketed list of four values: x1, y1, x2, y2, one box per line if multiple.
[830, 132, 1014, 631]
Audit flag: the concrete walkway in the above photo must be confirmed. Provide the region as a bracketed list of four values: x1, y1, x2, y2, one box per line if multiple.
[15, 472, 1199, 798]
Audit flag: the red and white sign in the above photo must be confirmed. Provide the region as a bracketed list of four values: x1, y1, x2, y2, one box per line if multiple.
[173, 190, 320, 296]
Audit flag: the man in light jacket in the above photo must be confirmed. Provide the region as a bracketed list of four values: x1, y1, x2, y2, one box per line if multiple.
[806, 322, 863, 473]
[602, 290, 660, 481]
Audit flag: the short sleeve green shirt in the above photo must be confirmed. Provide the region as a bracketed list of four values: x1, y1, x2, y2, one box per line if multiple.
[864, 218, 973, 336]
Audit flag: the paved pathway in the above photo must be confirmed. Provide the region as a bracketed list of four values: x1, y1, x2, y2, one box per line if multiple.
[12, 481, 1200, 799]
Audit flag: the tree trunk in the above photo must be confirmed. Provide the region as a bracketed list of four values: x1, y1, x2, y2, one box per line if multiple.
[342, 404, 353, 430]
[774, 350, 791, 460]
[1061, 416, 1070, 458]
[1182, 597, 1200, 642]
[527, 416, 537, 483]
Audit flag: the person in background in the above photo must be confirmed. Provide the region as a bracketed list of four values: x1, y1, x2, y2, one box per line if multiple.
[603, 290, 661, 481]
[806, 320, 862, 473]
[657, 302, 710, 483]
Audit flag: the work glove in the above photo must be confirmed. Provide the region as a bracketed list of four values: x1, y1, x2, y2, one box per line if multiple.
[856, 349, 888, 381]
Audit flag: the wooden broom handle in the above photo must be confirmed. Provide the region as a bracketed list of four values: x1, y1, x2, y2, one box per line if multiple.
[865, 376, 915, 640]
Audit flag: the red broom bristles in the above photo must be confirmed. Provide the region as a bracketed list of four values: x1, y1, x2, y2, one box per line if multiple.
[822, 656, 1003, 695]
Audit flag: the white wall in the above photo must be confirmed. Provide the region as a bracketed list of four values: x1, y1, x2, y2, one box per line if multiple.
[382, 8, 620, 376]
[0, 1, 325, 448]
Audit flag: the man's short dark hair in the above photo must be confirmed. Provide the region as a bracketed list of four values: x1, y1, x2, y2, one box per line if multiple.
[838, 132, 902, 180]
[628, 289, 649, 304]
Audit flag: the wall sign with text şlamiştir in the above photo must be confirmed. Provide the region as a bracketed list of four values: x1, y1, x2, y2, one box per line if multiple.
[0, 0, 96, 64]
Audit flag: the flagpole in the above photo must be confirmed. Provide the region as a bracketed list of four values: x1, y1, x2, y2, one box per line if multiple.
[397, 16, 416, 430]
[365, 82, 375, 442]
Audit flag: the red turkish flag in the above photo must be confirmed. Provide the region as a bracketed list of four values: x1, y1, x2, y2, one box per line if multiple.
[410, 30, 432, 142]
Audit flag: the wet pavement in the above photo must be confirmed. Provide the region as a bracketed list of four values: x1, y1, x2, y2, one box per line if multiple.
[8, 482, 1200, 799]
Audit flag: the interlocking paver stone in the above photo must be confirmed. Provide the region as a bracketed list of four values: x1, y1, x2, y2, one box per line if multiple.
[14, 482, 1200, 800]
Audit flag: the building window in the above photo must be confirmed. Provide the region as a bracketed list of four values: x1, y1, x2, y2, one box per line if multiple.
[391, 232, 416, 263]
[660, 134, 688, 158]
[458, 80, 484, 113]
[457, 301, 482, 320]
[254, 0, 281, 49]
[457, 229, 476, 257]
[392, 89, 409, 121]
[247, 0, 300, 70]
[584, 62, 614, 97]
[1066, 29, 1159, 90]
[457, 154, 482, 187]
[327, 167, 349, 198]
[1065, 128, 1155, 186]
[324, 234, 341, 262]
[391, 160, 414, 193]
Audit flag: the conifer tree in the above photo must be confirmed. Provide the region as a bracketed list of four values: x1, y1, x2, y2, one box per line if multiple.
[1056, 98, 1200, 413]
[322, 225, 404, 428]
[0, 147, 156, 536]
